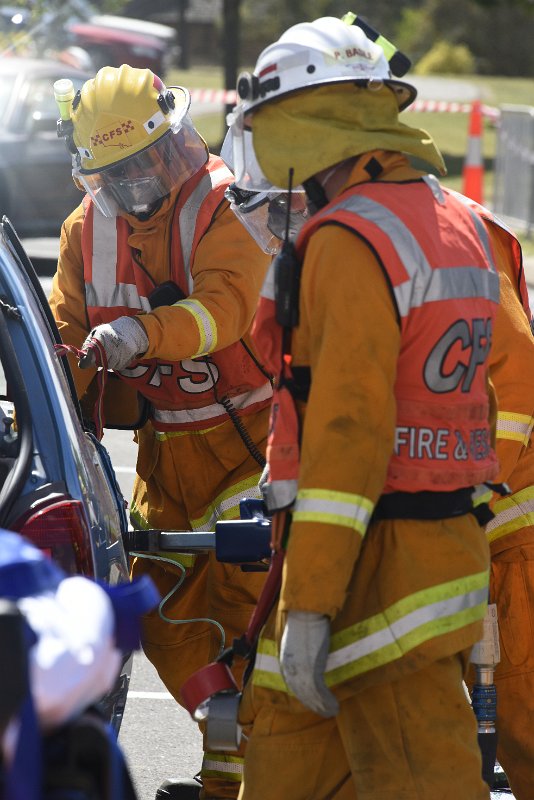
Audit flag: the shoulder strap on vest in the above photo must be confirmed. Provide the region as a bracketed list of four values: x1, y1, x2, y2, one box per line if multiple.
[173, 155, 234, 292]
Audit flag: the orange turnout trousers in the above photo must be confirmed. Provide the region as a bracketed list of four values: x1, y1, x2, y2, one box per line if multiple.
[131, 411, 270, 799]
[238, 648, 485, 800]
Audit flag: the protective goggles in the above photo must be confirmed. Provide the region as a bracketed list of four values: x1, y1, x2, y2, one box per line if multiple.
[225, 184, 309, 254]
[74, 112, 208, 217]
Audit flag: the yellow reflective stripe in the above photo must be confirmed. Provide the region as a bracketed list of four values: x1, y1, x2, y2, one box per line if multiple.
[155, 422, 224, 441]
[324, 570, 488, 685]
[472, 485, 492, 508]
[129, 503, 196, 568]
[496, 411, 534, 445]
[201, 753, 243, 781]
[486, 485, 534, 542]
[179, 298, 217, 356]
[190, 473, 262, 531]
[293, 488, 374, 536]
[253, 570, 488, 692]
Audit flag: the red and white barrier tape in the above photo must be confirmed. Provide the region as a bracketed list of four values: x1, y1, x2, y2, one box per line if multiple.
[190, 88, 237, 105]
[189, 89, 501, 121]
[407, 99, 500, 121]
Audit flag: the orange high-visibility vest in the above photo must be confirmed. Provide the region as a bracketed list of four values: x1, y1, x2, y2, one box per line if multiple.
[82, 156, 272, 431]
[449, 189, 532, 324]
[254, 177, 500, 502]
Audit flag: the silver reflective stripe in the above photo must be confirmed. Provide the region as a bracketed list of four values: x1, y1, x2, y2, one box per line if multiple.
[463, 204, 497, 273]
[319, 194, 500, 317]
[152, 382, 273, 426]
[202, 758, 243, 776]
[255, 583, 488, 684]
[193, 483, 263, 532]
[325, 586, 488, 675]
[179, 165, 233, 294]
[260, 260, 276, 301]
[86, 281, 152, 311]
[179, 298, 217, 355]
[88, 207, 150, 310]
[496, 412, 534, 443]
[486, 495, 534, 535]
[293, 490, 373, 535]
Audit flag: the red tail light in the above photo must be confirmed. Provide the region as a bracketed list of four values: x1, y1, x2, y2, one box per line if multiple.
[14, 500, 94, 577]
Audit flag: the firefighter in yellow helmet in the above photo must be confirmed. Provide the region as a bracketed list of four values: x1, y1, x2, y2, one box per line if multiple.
[49, 65, 272, 800]
[223, 17, 503, 799]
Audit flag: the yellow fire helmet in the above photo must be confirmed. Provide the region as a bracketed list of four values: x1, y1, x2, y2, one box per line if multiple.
[67, 65, 209, 217]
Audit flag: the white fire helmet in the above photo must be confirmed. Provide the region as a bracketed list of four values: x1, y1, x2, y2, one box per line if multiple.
[228, 17, 417, 191]
[235, 16, 417, 115]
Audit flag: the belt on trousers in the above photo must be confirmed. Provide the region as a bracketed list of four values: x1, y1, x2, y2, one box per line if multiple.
[372, 487, 494, 525]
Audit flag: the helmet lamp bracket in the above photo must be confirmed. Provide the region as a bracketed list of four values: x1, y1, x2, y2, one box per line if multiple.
[157, 90, 176, 115]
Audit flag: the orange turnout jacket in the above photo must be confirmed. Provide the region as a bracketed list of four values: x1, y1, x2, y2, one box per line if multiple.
[250, 151, 499, 706]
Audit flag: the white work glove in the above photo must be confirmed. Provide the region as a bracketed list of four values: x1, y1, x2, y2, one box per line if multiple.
[280, 610, 339, 718]
[79, 316, 149, 371]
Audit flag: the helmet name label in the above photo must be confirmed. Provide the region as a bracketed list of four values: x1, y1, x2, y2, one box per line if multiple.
[334, 47, 373, 61]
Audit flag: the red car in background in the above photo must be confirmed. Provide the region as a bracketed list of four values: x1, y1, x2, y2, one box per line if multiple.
[66, 19, 176, 75]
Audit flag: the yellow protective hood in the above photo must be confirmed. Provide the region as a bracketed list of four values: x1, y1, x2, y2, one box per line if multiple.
[252, 82, 446, 188]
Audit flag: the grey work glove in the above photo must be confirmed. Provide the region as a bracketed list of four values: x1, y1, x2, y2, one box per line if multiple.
[280, 610, 339, 718]
[79, 316, 149, 371]
[258, 462, 270, 502]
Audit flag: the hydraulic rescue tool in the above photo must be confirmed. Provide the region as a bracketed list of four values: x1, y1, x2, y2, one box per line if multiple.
[125, 498, 283, 752]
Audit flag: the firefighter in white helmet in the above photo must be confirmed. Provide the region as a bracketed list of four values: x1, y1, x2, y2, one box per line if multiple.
[226, 17, 503, 799]
[49, 64, 273, 800]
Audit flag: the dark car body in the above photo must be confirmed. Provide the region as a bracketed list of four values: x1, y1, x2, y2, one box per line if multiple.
[66, 20, 171, 74]
[0, 58, 89, 238]
[0, 217, 132, 729]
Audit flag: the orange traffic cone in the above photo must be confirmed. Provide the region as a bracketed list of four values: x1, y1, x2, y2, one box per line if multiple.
[462, 100, 484, 204]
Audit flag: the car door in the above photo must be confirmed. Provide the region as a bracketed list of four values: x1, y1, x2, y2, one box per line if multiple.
[0, 218, 130, 586]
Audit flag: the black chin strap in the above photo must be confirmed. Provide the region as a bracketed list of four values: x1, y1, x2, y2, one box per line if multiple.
[302, 177, 329, 214]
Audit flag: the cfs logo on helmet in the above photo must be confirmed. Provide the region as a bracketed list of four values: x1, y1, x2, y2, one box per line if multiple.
[91, 120, 136, 150]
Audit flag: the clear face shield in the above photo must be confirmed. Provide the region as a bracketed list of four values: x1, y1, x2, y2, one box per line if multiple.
[222, 115, 308, 252]
[226, 106, 281, 193]
[74, 107, 208, 217]
[225, 184, 309, 254]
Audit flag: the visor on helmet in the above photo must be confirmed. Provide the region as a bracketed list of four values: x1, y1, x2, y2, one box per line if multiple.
[225, 183, 309, 254]
[74, 109, 208, 217]
[225, 109, 290, 193]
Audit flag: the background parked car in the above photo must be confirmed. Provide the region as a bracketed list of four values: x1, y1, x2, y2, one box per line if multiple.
[65, 20, 171, 74]
[0, 57, 89, 239]
[0, 2, 179, 77]
[0, 216, 132, 728]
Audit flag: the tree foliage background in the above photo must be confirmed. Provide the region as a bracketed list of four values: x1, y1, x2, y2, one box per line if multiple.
[239, 0, 534, 75]
[9, 0, 534, 76]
